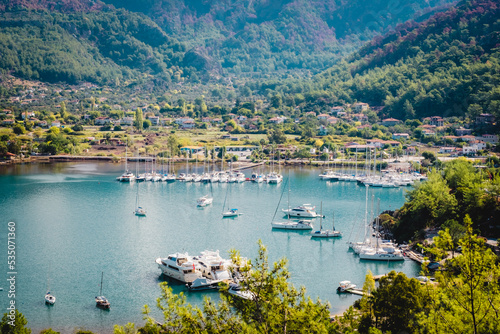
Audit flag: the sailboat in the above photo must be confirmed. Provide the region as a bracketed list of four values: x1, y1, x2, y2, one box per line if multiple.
[271, 176, 313, 230]
[134, 183, 146, 216]
[95, 272, 110, 309]
[117, 145, 135, 182]
[45, 272, 55, 305]
[222, 185, 241, 217]
[311, 204, 342, 238]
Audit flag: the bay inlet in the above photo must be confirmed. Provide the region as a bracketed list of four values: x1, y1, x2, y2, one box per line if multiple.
[0, 162, 420, 332]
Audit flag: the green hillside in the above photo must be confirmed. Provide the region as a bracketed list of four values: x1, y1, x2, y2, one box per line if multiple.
[103, 0, 455, 76]
[0, 6, 187, 85]
[264, 0, 500, 122]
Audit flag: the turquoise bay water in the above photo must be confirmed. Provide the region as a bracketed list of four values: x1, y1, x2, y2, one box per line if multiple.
[0, 162, 419, 333]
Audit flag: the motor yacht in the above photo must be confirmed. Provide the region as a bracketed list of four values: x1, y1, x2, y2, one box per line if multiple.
[282, 204, 323, 218]
[197, 195, 213, 207]
[271, 219, 313, 230]
[155, 253, 202, 283]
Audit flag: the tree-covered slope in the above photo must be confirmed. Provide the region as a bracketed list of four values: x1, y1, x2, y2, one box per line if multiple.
[0, 4, 187, 85]
[102, 0, 456, 75]
[307, 0, 500, 121]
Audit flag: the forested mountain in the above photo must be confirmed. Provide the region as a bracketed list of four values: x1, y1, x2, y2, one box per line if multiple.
[275, 0, 500, 121]
[0, 2, 188, 85]
[102, 0, 456, 76]
[0, 0, 456, 86]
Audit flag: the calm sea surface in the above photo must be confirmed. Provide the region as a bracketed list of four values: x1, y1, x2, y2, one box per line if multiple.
[0, 162, 419, 333]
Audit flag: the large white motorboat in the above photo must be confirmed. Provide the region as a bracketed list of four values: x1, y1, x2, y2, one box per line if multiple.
[197, 195, 213, 207]
[193, 250, 233, 281]
[282, 204, 323, 218]
[155, 253, 202, 283]
[271, 219, 313, 230]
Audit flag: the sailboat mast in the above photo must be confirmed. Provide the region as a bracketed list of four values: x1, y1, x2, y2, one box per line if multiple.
[99, 272, 104, 296]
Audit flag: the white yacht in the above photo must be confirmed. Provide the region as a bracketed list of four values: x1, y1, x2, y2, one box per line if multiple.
[186, 277, 221, 291]
[319, 170, 338, 180]
[201, 173, 211, 183]
[337, 280, 356, 293]
[358, 248, 405, 261]
[235, 172, 246, 183]
[282, 204, 322, 218]
[227, 283, 255, 300]
[135, 207, 146, 216]
[193, 250, 232, 281]
[197, 195, 213, 207]
[155, 253, 202, 283]
[118, 171, 135, 182]
[165, 174, 176, 182]
[45, 292, 56, 305]
[271, 219, 313, 230]
[266, 172, 283, 184]
[222, 208, 241, 218]
[311, 210, 341, 238]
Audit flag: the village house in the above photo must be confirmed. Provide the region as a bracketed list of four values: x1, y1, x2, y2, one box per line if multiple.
[161, 118, 172, 126]
[269, 116, 285, 124]
[381, 118, 401, 127]
[439, 147, 457, 154]
[356, 124, 371, 130]
[182, 120, 195, 129]
[237, 115, 247, 123]
[202, 117, 211, 123]
[455, 127, 473, 136]
[327, 117, 339, 125]
[405, 146, 417, 155]
[121, 117, 134, 126]
[147, 116, 160, 126]
[477, 134, 498, 144]
[38, 120, 48, 128]
[429, 116, 444, 127]
[174, 117, 195, 126]
[304, 111, 316, 117]
[21, 111, 35, 119]
[2, 119, 15, 125]
[51, 120, 61, 128]
[366, 139, 385, 148]
[352, 102, 369, 112]
[317, 113, 329, 121]
[476, 113, 495, 125]
[330, 106, 345, 114]
[443, 135, 459, 142]
[423, 129, 436, 137]
[459, 135, 476, 142]
[392, 133, 410, 140]
[468, 140, 487, 150]
[385, 140, 401, 148]
[94, 117, 111, 125]
[351, 113, 368, 122]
